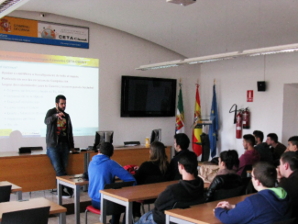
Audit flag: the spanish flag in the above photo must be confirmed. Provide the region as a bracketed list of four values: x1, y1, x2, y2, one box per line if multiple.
[192, 84, 202, 156]
[175, 82, 185, 134]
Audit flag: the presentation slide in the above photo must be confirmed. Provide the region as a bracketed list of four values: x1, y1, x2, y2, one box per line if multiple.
[0, 51, 99, 152]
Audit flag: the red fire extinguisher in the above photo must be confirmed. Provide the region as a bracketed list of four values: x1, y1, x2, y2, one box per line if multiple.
[242, 108, 250, 129]
[236, 110, 243, 139]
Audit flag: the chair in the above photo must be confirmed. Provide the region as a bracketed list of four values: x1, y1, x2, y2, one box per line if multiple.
[1, 206, 50, 224]
[273, 217, 296, 224]
[240, 165, 252, 178]
[212, 184, 245, 201]
[85, 181, 135, 224]
[0, 185, 12, 203]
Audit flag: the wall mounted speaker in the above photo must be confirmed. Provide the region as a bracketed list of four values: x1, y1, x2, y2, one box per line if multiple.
[257, 81, 266, 92]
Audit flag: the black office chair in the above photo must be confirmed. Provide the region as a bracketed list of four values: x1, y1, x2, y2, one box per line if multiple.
[240, 165, 253, 178]
[1, 206, 50, 224]
[0, 185, 12, 203]
[85, 181, 135, 224]
[273, 217, 296, 224]
[212, 184, 246, 201]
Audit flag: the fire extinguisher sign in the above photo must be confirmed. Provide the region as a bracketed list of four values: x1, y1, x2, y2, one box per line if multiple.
[247, 90, 253, 102]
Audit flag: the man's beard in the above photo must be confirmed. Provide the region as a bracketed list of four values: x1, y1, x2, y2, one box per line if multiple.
[58, 106, 65, 112]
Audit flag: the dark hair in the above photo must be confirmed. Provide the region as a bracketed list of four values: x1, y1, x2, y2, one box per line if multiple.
[220, 150, 239, 169]
[253, 161, 277, 188]
[178, 151, 198, 176]
[55, 95, 66, 103]
[281, 151, 298, 171]
[288, 136, 298, 147]
[243, 134, 256, 146]
[253, 130, 264, 142]
[267, 133, 278, 143]
[174, 133, 190, 150]
[99, 142, 114, 157]
[149, 141, 169, 175]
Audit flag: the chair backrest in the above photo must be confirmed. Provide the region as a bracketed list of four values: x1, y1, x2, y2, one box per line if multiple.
[213, 184, 245, 201]
[1, 206, 50, 224]
[273, 217, 296, 224]
[0, 185, 12, 203]
[103, 181, 135, 215]
[240, 165, 252, 178]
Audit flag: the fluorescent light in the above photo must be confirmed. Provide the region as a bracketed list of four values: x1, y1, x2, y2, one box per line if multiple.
[0, 0, 31, 18]
[136, 60, 183, 71]
[136, 43, 298, 71]
[166, 0, 196, 6]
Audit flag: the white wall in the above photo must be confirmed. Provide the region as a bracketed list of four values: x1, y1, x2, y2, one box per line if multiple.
[0, 11, 200, 151]
[200, 53, 298, 156]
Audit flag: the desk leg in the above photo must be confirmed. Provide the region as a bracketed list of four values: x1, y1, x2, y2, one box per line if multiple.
[59, 212, 66, 224]
[100, 196, 107, 224]
[166, 214, 170, 224]
[74, 185, 81, 224]
[17, 191, 22, 200]
[125, 201, 132, 224]
[57, 180, 62, 205]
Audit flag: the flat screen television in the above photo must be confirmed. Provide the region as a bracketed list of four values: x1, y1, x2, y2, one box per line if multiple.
[121, 76, 177, 117]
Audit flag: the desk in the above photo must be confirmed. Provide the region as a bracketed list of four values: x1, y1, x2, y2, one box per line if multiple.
[0, 197, 66, 224]
[57, 175, 88, 224]
[100, 180, 177, 224]
[165, 194, 250, 224]
[0, 146, 171, 192]
[0, 181, 22, 200]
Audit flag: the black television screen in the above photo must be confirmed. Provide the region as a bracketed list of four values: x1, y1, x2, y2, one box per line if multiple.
[121, 76, 177, 117]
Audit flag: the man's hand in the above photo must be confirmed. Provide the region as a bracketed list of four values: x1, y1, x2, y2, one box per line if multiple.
[215, 201, 235, 210]
[57, 112, 65, 120]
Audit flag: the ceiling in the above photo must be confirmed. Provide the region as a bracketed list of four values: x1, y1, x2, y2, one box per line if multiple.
[12, 0, 298, 58]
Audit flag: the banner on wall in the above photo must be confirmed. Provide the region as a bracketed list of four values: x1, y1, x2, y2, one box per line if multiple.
[0, 16, 89, 49]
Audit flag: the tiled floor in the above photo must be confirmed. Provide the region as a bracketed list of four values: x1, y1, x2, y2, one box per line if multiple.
[10, 189, 152, 224]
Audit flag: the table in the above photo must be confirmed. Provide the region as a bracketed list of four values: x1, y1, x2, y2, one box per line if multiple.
[0, 146, 171, 192]
[0, 197, 66, 224]
[0, 181, 22, 200]
[57, 174, 88, 224]
[165, 194, 250, 224]
[100, 181, 210, 224]
[100, 180, 178, 224]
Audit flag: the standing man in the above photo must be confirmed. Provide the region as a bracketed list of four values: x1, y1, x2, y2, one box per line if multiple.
[45, 95, 74, 197]
[253, 130, 274, 164]
[237, 134, 260, 176]
[167, 133, 190, 180]
[266, 133, 286, 163]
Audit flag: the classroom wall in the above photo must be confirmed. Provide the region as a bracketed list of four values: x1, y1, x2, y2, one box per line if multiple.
[199, 53, 298, 156]
[0, 11, 200, 151]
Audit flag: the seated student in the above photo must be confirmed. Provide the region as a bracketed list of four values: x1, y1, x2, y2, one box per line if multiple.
[266, 133, 287, 163]
[215, 161, 291, 224]
[135, 151, 205, 224]
[134, 141, 169, 185]
[167, 133, 190, 180]
[253, 130, 274, 164]
[205, 150, 242, 201]
[285, 136, 298, 153]
[237, 134, 260, 176]
[88, 142, 136, 224]
[278, 151, 298, 220]
[133, 141, 169, 219]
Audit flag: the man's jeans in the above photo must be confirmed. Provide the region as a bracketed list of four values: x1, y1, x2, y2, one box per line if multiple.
[135, 211, 157, 224]
[47, 143, 69, 176]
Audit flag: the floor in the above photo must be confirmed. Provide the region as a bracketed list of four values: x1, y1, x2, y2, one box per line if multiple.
[10, 189, 152, 224]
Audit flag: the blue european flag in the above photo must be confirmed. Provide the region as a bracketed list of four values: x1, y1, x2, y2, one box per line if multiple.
[209, 84, 219, 157]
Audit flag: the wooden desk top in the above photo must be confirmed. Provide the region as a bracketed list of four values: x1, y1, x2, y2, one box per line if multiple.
[56, 174, 89, 186]
[0, 197, 67, 220]
[101, 181, 209, 202]
[0, 181, 22, 193]
[165, 194, 251, 224]
[101, 180, 178, 202]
